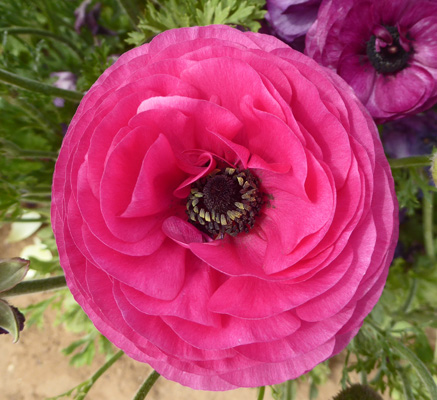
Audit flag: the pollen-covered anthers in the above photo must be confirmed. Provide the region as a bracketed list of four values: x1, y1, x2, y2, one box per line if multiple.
[186, 167, 264, 238]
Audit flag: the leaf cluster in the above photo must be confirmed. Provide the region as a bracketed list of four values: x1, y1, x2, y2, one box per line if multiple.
[127, 0, 266, 46]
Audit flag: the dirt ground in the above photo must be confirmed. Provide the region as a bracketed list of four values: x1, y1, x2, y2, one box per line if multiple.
[0, 225, 389, 400]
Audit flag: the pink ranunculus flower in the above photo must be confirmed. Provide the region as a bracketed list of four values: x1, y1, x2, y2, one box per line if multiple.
[51, 25, 398, 391]
[305, 0, 437, 123]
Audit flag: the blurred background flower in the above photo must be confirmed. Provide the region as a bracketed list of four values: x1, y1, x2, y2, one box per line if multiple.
[74, 0, 116, 36]
[265, 0, 321, 50]
[50, 72, 77, 108]
[381, 108, 437, 158]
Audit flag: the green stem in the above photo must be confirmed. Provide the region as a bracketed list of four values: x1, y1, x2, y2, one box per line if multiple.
[434, 335, 437, 364]
[22, 192, 52, 197]
[285, 380, 295, 400]
[389, 156, 431, 169]
[49, 350, 124, 400]
[397, 363, 415, 400]
[133, 370, 160, 400]
[257, 386, 265, 400]
[360, 370, 368, 385]
[0, 68, 83, 101]
[78, 350, 124, 399]
[0, 27, 82, 58]
[0, 218, 46, 223]
[20, 197, 51, 204]
[401, 278, 418, 314]
[0, 276, 67, 298]
[390, 338, 437, 400]
[117, 0, 141, 29]
[423, 192, 435, 260]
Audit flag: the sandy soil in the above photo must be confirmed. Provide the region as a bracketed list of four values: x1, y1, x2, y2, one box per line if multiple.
[0, 225, 388, 400]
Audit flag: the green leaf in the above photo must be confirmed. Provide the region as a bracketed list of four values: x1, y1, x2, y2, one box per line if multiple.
[0, 299, 20, 342]
[0, 257, 29, 293]
[389, 337, 437, 400]
[69, 340, 96, 367]
[127, 0, 266, 46]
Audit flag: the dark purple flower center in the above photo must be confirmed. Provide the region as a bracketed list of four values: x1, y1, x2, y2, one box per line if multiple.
[186, 167, 263, 238]
[366, 26, 412, 74]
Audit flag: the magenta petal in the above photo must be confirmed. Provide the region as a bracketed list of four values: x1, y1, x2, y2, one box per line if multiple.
[82, 229, 186, 301]
[180, 57, 284, 120]
[162, 216, 205, 247]
[373, 65, 434, 114]
[219, 338, 335, 387]
[235, 304, 355, 363]
[338, 54, 376, 104]
[120, 254, 221, 327]
[164, 311, 301, 350]
[409, 16, 437, 68]
[121, 134, 186, 217]
[74, 165, 166, 256]
[190, 233, 267, 278]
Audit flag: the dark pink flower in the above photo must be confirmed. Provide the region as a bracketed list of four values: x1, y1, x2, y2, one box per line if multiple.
[305, 0, 437, 122]
[51, 25, 398, 390]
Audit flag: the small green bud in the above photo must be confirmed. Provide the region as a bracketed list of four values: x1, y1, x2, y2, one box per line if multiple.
[332, 384, 383, 400]
[0, 300, 25, 342]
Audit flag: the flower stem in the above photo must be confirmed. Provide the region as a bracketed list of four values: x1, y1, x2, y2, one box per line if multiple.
[0, 218, 46, 223]
[0, 68, 83, 101]
[423, 192, 435, 260]
[132, 370, 160, 400]
[49, 350, 124, 400]
[401, 278, 418, 314]
[389, 338, 437, 400]
[388, 156, 431, 169]
[0, 276, 67, 298]
[79, 350, 124, 399]
[257, 386, 265, 400]
[285, 380, 295, 400]
[0, 27, 83, 58]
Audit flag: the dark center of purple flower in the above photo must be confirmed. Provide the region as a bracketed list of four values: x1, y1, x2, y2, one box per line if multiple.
[366, 26, 411, 74]
[186, 167, 263, 238]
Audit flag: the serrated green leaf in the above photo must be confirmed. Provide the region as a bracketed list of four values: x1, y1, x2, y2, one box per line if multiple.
[0, 257, 29, 293]
[62, 336, 91, 356]
[0, 299, 20, 342]
[128, 0, 266, 47]
[22, 296, 54, 328]
[69, 341, 96, 367]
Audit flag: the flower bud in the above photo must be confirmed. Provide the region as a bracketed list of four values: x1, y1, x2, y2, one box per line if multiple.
[333, 384, 383, 400]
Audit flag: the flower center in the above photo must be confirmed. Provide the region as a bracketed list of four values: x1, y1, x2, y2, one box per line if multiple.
[186, 167, 264, 238]
[366, 26, 411, 74]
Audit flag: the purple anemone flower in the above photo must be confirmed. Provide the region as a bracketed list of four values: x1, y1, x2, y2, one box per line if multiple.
[266, 0, 322, 47]
[305, 0, 437, 122]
